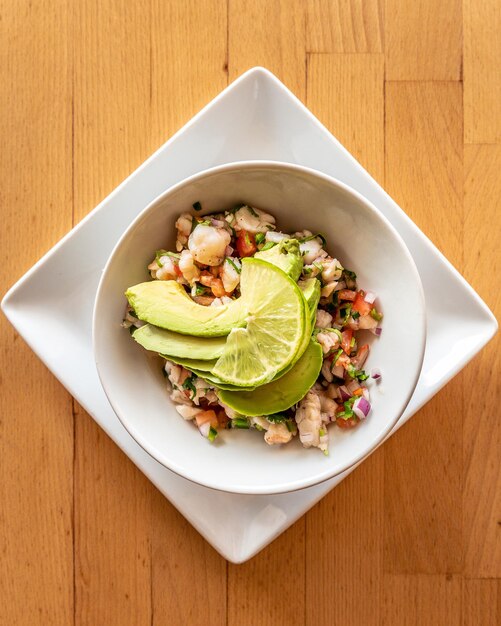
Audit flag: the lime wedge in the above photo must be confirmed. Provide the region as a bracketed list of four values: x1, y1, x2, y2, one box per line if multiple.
[210, 258, 306, 387]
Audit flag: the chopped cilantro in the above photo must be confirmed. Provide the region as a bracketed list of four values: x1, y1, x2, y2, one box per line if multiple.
[192, 201, 202, 211]
[351, 310, 360, 320]
[182, 377, 197, 397]
[331, 348, 344, 364]
[266, 413, 287, 423]
[346, 365, 369, 381]
[247, 206, 259, 217]
[299, 233, 327, 245]
[255, 233, 265, 245]
[370, 308, 383, 321]
[342, 269, 357, 289]
[285, 420, 297, 433]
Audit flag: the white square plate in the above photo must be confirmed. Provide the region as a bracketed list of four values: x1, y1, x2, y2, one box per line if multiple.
[3, 68, 496, 563]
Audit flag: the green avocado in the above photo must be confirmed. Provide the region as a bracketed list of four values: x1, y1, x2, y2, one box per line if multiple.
[217, 339, 323, 416]
[160, 355, 218, 372]
[254, 238, 303, 282]
[126, 280, 246, 337]
[299, 278, 321, 325]
[132, 324, 226, 359]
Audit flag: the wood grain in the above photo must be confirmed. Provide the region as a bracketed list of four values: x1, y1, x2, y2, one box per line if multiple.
[463, 145, 501, 578]
[148, 4, 229, 625]
[74, 407, 151, 626]
[305, 52, 384, 626]
[306, 0, 384, 52]
[464, 0, 501, 143]
[228, 0, 307, 100]
[382, 574, 462, 625]
[228, 525, 305, 626]
[0, 1, 74, 624]
[463, 579, 501, 626]
[2, 1, 501, 624]
[385, 0, 462, 80]
[72, 2, 153, 624]
[384, 82, 463, 574]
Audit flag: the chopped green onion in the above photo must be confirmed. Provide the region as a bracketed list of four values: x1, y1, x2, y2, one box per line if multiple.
[192, 201, 202, 211]
[285, 420, 297, 433]
[194, 283, 206, 296]
[208, 426, 218, 442]
[370, 308, 383, 321]
[225, 257, 241, 274]
[303, 266, 313, 275]
[350, 336, 356, 348]
[319, 428, 326, 437]
[346, 365, 369, 381]
[232, 417, 250, 429]
[260, 241, 276, 251]
[255, 233, 265, 245]
[351, 311, 360, 320]
[331, 348, 344, 363]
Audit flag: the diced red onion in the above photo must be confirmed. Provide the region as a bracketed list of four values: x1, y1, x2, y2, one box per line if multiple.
[364, 291, 376, 304]
[353, 397, 371, 420]
[211, 218, 225, 228]
[371, 368, 382, 380]
[370, 327, 383, 336]
[225, 245, 234, 256]
[331, 364, 344, 379]
[198, 422, 211, 438]
[338, 385, 351, 401]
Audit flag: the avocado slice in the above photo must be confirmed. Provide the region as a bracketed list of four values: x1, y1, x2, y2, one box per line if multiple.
[160, 355, 218, 372]
[254, 238, 303, 281]
[217, 339, 323, 416]
[126, 280, 246, 337]
[299, 278, 321, 325]
[132, 324, 226, 359]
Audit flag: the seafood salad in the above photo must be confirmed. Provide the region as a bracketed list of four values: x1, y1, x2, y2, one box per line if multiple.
[124, 203, 383, 454]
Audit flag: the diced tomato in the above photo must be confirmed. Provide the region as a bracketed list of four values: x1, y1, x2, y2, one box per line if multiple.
[336, 416, 359, 429]
[236, 230, 257, 258]
[341, 329, 353, 354]
[338, 289, 357, 301]
[352, 290, 372, 316]
[352, 344, 369, 369]
[334, 405, 359, 429]
[195, 410, 219, 428]
[173, 262, 183, 277]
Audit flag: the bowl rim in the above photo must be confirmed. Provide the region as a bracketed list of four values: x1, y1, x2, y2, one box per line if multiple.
[93, 160, 426, 495]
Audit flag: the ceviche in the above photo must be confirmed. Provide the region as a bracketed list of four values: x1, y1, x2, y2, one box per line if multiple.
[123, 204, 383, 454]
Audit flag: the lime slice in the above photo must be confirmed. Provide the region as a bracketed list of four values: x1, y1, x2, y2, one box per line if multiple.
[210, 258, 306, 387]
[217, 339, 323, 416]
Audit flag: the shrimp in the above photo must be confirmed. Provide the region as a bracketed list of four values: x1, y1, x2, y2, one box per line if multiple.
[316, 331, 340, 355]
[188, 224, 231, 266]
[178, 249, 200, 285]
[315, 309, 333, 329]
[295, 390, 323, 449]
[264, 422, 293, 445]
[175, 213, 193, 251]
[175, 405, 203, 420]
[300, 237, 328, 264]
[321, 258, 343, 283]
[148, 255, 177, 280]
[220, 257, 241, 293]
[232, 206, 276, 234]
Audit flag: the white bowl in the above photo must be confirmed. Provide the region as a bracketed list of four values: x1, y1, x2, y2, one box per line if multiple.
[93, 161, 426, 495]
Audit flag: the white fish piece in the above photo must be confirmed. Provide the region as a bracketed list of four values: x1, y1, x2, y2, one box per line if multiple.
[188, 224, 231, 266]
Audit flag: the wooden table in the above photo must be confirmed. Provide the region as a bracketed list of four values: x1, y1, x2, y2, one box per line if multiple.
[1, 2, 500, 624]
